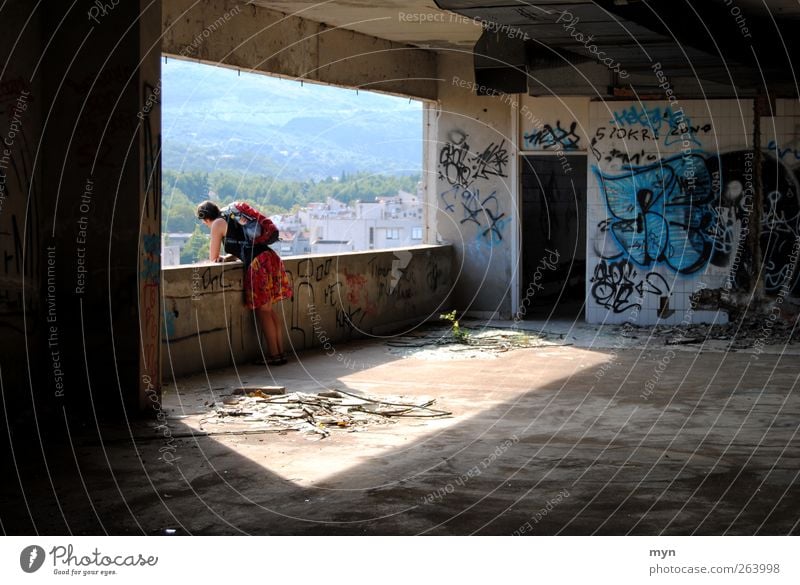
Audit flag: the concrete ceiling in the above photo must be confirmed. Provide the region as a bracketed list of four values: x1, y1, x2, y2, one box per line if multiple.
[250, 1, 800, 55]
[432, 0, 800, 91]
[734, 0, 800, 14]
[250, 0, 800, 94]
[248, 0, 483, 48]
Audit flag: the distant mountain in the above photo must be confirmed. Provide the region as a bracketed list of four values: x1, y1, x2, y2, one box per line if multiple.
[162, 60, 423, 180]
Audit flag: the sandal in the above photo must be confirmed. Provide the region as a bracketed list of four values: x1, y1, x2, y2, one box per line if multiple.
[266, 353, 288, 366]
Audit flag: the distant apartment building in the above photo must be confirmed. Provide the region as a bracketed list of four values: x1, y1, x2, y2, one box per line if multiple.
[162, 245, 181, 266]
[275, 229, 311, 256]
[162, 189, 425, 265]
[273, 189, 424, 256]
[161, 232, 194, 266]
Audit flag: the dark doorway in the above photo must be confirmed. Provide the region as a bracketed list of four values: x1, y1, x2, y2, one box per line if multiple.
[520, 154, 587, 319]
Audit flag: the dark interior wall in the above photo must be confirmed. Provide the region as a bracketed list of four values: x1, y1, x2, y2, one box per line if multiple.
[0, 4, 44, 426]
[520, 155, 587, 313]
[43, 0, 162, 419]
[0, 1, 162, 436]
[521, 155, 587, 261]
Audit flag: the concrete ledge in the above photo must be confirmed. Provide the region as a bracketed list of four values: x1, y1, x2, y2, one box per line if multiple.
[161, 245, 453, 378]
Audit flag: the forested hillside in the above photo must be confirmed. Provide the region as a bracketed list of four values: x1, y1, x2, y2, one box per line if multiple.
[162, 170, 421, 233]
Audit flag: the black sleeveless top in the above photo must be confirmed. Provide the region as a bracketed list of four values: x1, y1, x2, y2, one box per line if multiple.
[222, 213, 272, 270]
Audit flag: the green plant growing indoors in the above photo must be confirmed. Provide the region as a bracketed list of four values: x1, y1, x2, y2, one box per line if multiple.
[439, 310, 470, 344]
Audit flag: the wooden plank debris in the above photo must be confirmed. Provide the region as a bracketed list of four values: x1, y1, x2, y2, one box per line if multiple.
[200, 389, 451, 440]
[232, 386, 286, 396]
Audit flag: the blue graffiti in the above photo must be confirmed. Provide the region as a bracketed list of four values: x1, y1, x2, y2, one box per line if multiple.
[767, 139, 800, 163]
[610, 104, 709, 147]
[441, 185, 509, 245]
[611, 104, 684, 133]
[163, 307, 177, 338]
[140, 233, 161, 282]
[594, 153, 716, 274]
[439, 132, 510, 246]
[477, 216, 510, 247]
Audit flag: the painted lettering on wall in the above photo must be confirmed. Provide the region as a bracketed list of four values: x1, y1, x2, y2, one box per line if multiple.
[589, 100, 800, 324]
[594, 153, 716, 275]
[523, 120, 580, 151]
[439, 130, 510, 247]
[590, 259, 671, 314]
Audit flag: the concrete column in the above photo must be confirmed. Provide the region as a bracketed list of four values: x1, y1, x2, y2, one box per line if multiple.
[0, 1, 43, 421]
[0, 0, 162, 425]
[435, 52, 515, 318]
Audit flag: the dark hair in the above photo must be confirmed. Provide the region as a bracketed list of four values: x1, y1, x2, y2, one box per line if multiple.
[196, 201, 221, 220]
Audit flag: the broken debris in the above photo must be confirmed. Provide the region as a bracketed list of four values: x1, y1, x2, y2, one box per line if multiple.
[232, 386, 286, 396]
[386, 324, 560, 360]
[200, 389, 451, 439]
[617, 313, 800, 351]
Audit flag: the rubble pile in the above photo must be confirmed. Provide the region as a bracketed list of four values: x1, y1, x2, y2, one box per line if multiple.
[620, 314, 800, 350]
[200, 389, 450, 439]
[386, 325, 555, 359]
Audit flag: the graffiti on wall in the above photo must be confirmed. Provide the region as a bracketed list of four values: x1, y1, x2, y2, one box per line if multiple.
[590, 259, 671, 313]
[439, 130, 508, 189]
[594, 153, 717, 275]
[137, 78, 162, 396]
[711, 150, 800, 294]
[523, 120, 581, 151]
[439, 130, 510, 246]
[595, 149, 800, 302]
[198, 265, 243, 292]
[608, 104, 712, 147]
[344, 269, 368, 305]
[590, 102, 800, 320]
[285, 257, 331, 345]
[139, 233, 161, 382]
[601, 147, 658, 167]
[440, 185, 509, 247]
[768, 139, 800, 163]
[589, 123, 713, 163]
[284, 253, 429, 344]
[335, 305, 364, 336]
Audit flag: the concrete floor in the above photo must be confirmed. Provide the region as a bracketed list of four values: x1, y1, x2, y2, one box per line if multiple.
[3, 320, 799, 535]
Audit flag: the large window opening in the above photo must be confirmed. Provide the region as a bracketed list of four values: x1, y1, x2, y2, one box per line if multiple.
[160, 59, 424, 265]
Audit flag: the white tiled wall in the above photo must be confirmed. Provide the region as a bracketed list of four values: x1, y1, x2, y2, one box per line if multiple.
[584, 98, 779, 326]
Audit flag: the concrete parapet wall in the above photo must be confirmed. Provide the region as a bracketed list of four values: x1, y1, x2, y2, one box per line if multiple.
[161, 245, 453, 378]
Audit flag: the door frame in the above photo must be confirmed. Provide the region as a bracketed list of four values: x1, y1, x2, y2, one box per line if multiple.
[517, 149, 588, 317]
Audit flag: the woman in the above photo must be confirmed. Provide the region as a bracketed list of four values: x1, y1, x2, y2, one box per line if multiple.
[197, 200, 292, 366]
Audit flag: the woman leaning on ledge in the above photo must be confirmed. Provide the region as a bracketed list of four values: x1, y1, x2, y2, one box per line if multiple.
[196, 200, 293, 366]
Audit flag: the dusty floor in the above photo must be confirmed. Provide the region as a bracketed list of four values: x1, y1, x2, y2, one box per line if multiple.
[3, 319, 799, 535]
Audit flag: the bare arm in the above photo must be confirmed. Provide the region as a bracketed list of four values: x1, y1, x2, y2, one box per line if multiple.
[208, 218, 227, 262]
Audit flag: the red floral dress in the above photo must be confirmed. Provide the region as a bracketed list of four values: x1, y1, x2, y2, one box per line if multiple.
[243, 248, 293, 309]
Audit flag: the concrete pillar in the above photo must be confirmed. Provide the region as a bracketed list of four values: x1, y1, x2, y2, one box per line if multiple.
[434, 52, 515, 318]
[0, 0, 162, 425]
[0, 1, 43, 421]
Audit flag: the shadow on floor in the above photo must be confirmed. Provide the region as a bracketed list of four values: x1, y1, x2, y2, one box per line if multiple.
[2, 337, 798, 535]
